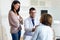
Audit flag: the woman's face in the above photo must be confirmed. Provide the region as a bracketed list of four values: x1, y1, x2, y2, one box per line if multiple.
[48, 17, 52, 25]
[14, 3, 20, 10]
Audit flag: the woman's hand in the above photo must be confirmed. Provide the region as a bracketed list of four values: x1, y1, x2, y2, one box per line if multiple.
[19, 15, 23, 25]
[18, 26, 22, 30]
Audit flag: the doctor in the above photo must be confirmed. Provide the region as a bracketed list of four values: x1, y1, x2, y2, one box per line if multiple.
[24, 7, 39, 40]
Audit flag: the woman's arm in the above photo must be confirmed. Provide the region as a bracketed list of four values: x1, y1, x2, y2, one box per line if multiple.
[19, 15, 23, 25]
[9, 11, 19, 28]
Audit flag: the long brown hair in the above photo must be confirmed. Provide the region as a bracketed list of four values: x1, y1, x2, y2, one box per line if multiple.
[40, 14, 52, 27]
[11, 1, 20, 15]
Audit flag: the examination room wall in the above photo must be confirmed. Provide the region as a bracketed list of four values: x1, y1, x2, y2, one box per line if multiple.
[0, 0, 60, 40]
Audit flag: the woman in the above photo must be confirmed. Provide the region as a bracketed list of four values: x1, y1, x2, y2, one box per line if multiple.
[31, 14, 55, 40]
[8, 1, 23, 40]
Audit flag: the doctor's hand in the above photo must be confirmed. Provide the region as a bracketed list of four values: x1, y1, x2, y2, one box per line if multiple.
[32, 25, 39, 32]
[32, 28, 36, 32]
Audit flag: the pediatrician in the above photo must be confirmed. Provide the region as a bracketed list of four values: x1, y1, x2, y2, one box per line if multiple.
[24, 7, 39, 40]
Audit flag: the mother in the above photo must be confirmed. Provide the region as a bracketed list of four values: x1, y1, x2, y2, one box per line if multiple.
[8, 1, 23, 40]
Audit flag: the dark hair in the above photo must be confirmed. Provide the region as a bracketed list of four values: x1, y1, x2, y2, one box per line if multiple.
[40, 14, 52, 27]
[29, 7, 36, 11]
[11, 1, 20, 15]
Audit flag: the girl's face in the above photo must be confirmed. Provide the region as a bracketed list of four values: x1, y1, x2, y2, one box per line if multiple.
[14, 3, 20, 10]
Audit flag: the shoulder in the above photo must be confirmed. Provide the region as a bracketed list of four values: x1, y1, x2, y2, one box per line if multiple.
[47, 26, 53, 33]
[9, 10, 13, 14]
[36, 24, 51, 32]
[43, 26, 53, 34]
[36, 24, 53, 36]
[9, 10, 14, 16]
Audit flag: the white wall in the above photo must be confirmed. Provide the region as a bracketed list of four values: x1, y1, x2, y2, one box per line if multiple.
[0, 0, 12, 40]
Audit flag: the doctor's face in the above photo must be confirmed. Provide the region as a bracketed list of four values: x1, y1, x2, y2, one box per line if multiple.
[29, 10, 36, 18]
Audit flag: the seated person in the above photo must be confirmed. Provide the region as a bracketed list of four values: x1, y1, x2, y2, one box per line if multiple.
[31, 14, 55, 40]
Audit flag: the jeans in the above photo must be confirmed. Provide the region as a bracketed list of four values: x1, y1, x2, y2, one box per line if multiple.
[11, 30, 21, 40]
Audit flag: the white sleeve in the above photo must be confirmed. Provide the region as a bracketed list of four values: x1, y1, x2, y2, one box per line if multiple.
[24, 19, 32, 32]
